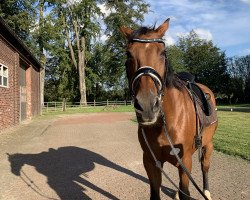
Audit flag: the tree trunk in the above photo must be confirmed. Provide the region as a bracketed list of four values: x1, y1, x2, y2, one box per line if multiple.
[65, 5, 87, 104]
[39, 0, 46, 105]
[40, 58, 46, 106]
[79, 36, 87, 105]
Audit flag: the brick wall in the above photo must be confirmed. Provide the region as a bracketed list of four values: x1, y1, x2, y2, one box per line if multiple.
[26, 65, 40, 119]
[0, 36, 40, 132]
[0, 37, 20, 131]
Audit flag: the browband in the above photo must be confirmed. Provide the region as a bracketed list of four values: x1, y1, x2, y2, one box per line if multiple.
[132, 38, 165, 45]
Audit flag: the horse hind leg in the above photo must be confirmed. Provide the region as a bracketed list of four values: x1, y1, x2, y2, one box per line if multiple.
[201, 142, 213, 200]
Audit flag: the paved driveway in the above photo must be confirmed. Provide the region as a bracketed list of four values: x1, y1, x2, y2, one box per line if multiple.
[0, 113, 249, 200]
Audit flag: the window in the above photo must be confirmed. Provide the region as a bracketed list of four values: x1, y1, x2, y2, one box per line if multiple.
[0, 64, 8, 87]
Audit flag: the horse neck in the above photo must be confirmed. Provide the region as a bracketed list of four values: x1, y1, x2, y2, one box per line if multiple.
[162, 86, 190, 119]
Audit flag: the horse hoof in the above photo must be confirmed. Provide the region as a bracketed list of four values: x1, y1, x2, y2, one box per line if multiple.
[174, 192, 180, 200]
[204, 190, 212, 200]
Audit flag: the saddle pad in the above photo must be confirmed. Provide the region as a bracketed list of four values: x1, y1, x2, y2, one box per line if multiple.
[191, 83, 211, 116]
[196, 101, 217, 128]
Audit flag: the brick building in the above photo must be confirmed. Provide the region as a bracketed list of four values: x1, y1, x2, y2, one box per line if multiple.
[0, 18, 42, 132]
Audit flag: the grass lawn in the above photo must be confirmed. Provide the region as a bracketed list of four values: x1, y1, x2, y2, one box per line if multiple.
[217, 104, 250, 107]
[214, 111, 250, 161]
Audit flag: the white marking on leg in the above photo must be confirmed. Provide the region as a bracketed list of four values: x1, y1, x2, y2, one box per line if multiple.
[175, 191, 180, 200]
[204, 190, 212, 200]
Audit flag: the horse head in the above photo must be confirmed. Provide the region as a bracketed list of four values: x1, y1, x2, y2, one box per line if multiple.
[121, 19, 170, 126]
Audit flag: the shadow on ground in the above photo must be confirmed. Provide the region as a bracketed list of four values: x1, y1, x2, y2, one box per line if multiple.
[7, 146, 176, 199]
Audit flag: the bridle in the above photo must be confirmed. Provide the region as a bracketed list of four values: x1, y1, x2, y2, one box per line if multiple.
[131, 66, 164, 98]
[127, 37, 209, 200]
[129, 38, 166, 99]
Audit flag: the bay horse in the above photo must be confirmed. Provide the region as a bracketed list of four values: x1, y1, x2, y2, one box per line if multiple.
[120, 19, 218, 200]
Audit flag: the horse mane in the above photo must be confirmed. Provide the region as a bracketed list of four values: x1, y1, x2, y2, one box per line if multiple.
[129, 26, 156, 41]
[129, 26, 183, 89]
[164, 59, 182, 89]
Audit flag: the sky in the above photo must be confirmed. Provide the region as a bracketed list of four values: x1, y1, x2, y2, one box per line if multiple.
[143, 0, 250, 57]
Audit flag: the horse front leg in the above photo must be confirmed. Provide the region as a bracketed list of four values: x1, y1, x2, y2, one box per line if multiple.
[201, 142, 213, 200]
[143, 153, 162, 200]
[176, 154, 192, 200]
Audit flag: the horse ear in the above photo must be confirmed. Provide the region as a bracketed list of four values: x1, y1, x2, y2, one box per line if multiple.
[156, 18, 170, 37]
[120, 27, 133, 39]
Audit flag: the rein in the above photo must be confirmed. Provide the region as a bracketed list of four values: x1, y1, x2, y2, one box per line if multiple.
[130, 37, 209, 200]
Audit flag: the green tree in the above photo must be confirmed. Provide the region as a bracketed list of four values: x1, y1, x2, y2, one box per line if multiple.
[167, 45, 185, 72]
[0, 0, 37, 53]
[1, 0, 58, 104]
[85, 0, 150, 101]
[50, 0, 103, 104]
[102, 0, 149, 99]
[167, 30, 229, 96]
[86, 43, 106, 101]
[227, 55, 250, 103]
[35, 0, 56, 105]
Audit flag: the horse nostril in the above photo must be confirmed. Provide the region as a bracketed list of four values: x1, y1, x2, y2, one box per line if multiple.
[134, 98, 143, 111]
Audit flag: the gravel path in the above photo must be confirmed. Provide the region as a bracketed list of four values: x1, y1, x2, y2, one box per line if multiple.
[0, 112, 249, 200]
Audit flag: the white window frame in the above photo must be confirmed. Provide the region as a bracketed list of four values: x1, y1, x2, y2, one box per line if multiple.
[0, 63, 9, 88]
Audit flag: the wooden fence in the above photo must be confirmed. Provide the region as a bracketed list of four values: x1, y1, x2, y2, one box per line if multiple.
[41, 100, 133, 113]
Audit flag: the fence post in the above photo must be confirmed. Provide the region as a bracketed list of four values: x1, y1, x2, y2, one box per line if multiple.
[62, 98, 66, 111]
[107, 99, 109, 106]
[94, 99, 96, 107]
[54, 102, 56, 111]
[46, 102, 48, 112]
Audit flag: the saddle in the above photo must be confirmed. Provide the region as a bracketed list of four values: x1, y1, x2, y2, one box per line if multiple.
[177, 72, 211, 115]
[177, 72, 217, 128]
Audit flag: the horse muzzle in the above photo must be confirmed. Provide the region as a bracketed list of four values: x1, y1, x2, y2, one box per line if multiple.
[134, 95, 161, 126]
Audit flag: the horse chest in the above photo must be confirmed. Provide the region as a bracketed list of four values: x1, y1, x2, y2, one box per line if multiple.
[158, 132, 183, 165]
[138, 129, 183, 166]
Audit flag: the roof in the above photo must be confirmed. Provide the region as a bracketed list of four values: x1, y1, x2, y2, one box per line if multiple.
[0, 17, 43, 69]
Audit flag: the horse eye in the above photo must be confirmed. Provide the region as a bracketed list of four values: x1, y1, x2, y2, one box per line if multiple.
[126, 51, 132, 58]
[126, 51, 133, 58]
[160, 50, 166, 58]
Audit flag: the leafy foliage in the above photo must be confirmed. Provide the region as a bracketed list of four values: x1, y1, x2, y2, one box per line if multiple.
[0, 0, 37, 54]
[168, 31, 230, 95]
[227, 55, 250, 103]
[87, 0, 149, 100]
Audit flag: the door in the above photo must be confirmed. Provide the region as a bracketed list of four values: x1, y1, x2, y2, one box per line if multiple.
[20, 63, 26, 121]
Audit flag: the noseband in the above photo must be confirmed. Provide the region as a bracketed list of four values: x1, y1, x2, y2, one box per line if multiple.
[131, 66, 164, 97]
[129, 38, 166, 98]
